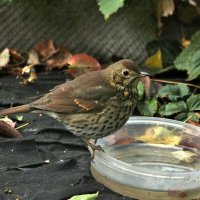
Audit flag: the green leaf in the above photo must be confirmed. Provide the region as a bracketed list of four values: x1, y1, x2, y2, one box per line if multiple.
[174, 31, 200, 80]
[159, 101, 187, 116]
[186, 94, 200, 111]
[137, 81, 144, 100]
[157, 83, 190, 101]
[0, 0, 12, 4]
[175, 112, 199, 122]
[16, 115, 23, 121]
[69, 192, 99, 200]
[97, 0, 125, 20]
[137, 98, 158, 116]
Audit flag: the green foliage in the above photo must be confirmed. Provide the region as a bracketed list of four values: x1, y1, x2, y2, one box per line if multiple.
[137, 81, 144, 100]
[159, 101, 187, 116]
[0, 0, 12, 4]
[137, 98, 158, 116]
[157, 83, 190, 101]
[97, 0, 125, 20]
[174, 31, 200, 80]
[69, 192, 99, 200]
[159, 94, 200, 122]
[186, 94, 200, 111]
[175, 112, 199, 122]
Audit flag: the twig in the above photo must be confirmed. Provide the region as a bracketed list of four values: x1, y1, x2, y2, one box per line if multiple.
[42, 49, 60, 63]
[16, 122, 29, 130]
[152, 79, 200, 89]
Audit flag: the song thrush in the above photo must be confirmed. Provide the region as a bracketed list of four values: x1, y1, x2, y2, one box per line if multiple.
[0, 59, 144, 151]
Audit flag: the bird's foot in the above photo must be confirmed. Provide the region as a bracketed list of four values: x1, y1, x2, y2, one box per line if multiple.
[82, 138, 104, 160]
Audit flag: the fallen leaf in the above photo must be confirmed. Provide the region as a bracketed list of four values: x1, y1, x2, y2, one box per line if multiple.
[9, 49, 26, 67]
[27, 50, 40, 65]
[136, 126, 182, 145]
[0, 116, 16, 127]
[67, 54, 101, 78]
[187, 120, 200, 127]
[69, 191, 99, 200]
[171, 150, 197, 163]
[0, 118, 22, 138]
[0, 48, 10, 68]
[34, 40, 57, 62]
[45, 46, 72, 70]
[144, 49, 163, 69]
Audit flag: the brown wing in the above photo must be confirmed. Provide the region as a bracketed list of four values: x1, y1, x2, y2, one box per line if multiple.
[30, 70, 116, 113]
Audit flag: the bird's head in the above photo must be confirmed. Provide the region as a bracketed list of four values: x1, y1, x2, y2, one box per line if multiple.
[105, 59, 144, 91]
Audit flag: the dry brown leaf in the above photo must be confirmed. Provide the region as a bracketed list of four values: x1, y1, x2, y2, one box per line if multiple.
[0, 48, 10, 68]
[28, 50, 40, 65]
[0, 116, 16, 128]
[45, 46, 72, 70]
[34, 40, 57, 62]
[67, 53, 101, 78]
[0, 117, 22, 138]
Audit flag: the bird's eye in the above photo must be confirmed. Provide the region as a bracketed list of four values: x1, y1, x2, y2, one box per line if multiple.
[122, 69, 129, 76]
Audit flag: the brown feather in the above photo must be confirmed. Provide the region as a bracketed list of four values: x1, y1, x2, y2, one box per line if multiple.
[30, 70, 116, 113]
[0, 105, 31, 116]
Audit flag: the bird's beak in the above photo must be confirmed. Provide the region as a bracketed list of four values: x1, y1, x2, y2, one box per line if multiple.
[140, 71, 149, 77]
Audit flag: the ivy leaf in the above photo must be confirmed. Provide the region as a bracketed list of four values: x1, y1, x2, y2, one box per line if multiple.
[137, 98, 158, 116]
[137, 81, 144, 100]
[159, 101, 187, 116]
[97, 0, 125, 20]
[69, 192, 99, 200]
[157, 83, 190, 101]
[174, 31, 200, 80]
[186, 94, 200, 111]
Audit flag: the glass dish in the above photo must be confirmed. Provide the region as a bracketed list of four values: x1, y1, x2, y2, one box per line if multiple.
[91, 117, 200, 200]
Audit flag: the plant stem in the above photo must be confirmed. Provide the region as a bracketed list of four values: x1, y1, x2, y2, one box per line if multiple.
[16, 122, 29, 130]
[152, 79, 200, 89]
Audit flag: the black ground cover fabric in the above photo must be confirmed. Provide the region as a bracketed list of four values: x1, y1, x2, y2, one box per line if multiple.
[0, 74, 133, 200]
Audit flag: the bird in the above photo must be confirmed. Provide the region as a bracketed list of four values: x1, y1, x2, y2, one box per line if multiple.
[0, 59, 144, 152]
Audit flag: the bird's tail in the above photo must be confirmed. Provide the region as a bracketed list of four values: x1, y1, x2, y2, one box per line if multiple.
[0, 105, 31, 116]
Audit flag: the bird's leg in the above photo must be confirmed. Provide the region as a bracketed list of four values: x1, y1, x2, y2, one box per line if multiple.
[82, 138, 104, 159]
